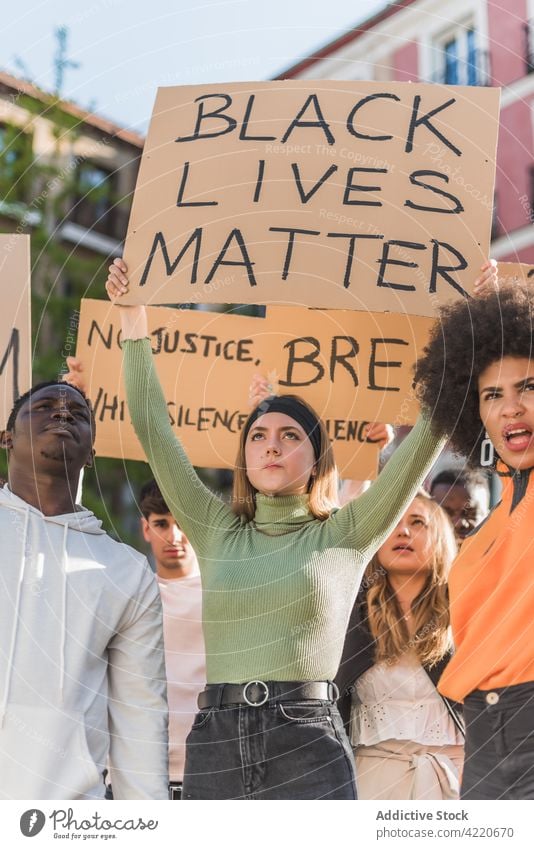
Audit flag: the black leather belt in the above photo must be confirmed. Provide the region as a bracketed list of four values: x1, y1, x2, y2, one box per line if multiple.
[198, 680, 339, 709]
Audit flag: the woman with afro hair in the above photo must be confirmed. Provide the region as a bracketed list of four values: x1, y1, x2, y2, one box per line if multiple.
[414, 282, 534, 800]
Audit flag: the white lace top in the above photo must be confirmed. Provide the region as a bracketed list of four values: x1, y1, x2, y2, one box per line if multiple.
[350, 653, 463, 748]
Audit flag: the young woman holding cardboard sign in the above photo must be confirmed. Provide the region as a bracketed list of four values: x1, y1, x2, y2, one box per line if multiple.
[105, 256, 496, 801]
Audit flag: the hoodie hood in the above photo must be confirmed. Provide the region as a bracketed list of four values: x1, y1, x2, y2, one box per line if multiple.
[0, 485, 106, 534]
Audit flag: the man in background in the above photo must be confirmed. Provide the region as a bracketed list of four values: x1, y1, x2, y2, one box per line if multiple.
[430, 468, 491, 544]
[140, 479, 206, 800]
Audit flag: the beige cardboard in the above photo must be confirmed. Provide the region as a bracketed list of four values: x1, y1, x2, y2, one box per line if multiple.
[498, 262, 534, 284]
[0, 235, 31, 429]
[76, 300, 433, 478]
[254, 305, 432, 427]
[123, 81, 500, 316]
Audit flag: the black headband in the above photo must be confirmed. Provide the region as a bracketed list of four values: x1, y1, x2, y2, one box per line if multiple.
[243, 396, 322, 461]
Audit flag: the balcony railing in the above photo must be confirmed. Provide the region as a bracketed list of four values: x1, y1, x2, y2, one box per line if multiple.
[430, 49, 492, 86]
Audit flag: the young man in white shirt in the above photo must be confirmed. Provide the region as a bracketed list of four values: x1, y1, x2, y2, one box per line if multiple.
[139, 479, 206, 800]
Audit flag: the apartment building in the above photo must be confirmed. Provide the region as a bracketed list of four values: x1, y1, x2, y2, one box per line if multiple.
[277, 0, 534, 262]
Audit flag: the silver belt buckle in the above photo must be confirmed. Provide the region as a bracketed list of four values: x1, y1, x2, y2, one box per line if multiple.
[329, 681, 340, 701]
[243, 680, 269, 706]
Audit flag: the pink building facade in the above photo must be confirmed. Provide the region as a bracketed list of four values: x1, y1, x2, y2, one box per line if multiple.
[277, 0, 534, 262]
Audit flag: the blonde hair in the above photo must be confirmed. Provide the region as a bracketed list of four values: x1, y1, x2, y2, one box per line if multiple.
[232, 395, 339, 521]
[363, 491, 457, 667]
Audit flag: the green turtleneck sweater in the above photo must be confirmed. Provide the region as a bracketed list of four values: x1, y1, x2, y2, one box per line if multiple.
[124, 338, 444, 684]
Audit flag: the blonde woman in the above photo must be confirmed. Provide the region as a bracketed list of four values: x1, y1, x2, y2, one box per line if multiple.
[336, 491, 464, 799]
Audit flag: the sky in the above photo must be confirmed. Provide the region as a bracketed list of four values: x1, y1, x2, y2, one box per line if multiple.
[1, 0, 386, 133]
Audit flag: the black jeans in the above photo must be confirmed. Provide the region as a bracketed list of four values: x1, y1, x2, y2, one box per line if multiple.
[461, 681, 534, 799]
[182, 699, 356, 799]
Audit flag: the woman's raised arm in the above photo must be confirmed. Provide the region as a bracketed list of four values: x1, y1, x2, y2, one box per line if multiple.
[106, 259, 238, 554]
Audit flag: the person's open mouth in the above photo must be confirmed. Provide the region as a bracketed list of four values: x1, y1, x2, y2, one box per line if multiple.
[502, 423, 533, 453]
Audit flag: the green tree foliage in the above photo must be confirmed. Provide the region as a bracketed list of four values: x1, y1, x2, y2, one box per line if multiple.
[0, 89, 149, 547]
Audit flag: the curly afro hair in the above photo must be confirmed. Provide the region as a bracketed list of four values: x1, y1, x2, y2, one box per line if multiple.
[414, 284, 534, 468]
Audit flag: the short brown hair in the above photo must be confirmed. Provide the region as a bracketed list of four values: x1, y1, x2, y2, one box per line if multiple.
[232, 395, 339, 521]
[139, 479, 170, 520]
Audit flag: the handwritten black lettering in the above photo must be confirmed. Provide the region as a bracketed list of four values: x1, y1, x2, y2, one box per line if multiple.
[368, 339, 409, 392]
[292, 162, 338, 203]
[281, 94, 335, 145]
[377, 240, 426, 291]
[140, 229, 202, 287]
[343, 167, 387, 206]
[87, 320, 113, 350]
[405, 170, 463, 214]
[429, 239, 468, 296]
[239, 94, 276, 141]
[176, 161, 218, 207]
[204, 228, 257, 287]
[269, 227, 321, 280]
[329, 336, 359, 385]
[93, 388, 126, 421]
[406, 96, 461, 157]
[253, 160, 265, 203]
[176, 93, 237, 142]
[326, 232, 384, 289]
[0, 328, 20, 405]
[280, 337, 324, 386]
[346, 93, 400, 141]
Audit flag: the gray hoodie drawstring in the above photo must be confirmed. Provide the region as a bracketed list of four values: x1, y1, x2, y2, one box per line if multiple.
[59, 522, 68, 706]
[0, 508, 29, 728]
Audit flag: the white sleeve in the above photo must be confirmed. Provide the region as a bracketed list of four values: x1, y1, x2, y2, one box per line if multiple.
[107, 562, 169, 799]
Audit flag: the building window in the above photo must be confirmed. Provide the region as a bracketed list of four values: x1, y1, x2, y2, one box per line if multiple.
[525, 21, 534, 73]
[433, 26, 490, 86]
[71, 162, 116, 236]
[0, 123, 33, 204]
[443, 38, 459, 84]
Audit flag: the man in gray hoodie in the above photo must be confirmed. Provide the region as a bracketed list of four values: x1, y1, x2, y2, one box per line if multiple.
[0, 380, 168, 800]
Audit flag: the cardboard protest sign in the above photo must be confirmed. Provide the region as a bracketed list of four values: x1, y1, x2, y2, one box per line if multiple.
[76, 299, 433, 479]
[123, 81, 500, 316]
[0, 235, 31, 429]
[254, 305, 432, 428]
[498, 262, 534, 285]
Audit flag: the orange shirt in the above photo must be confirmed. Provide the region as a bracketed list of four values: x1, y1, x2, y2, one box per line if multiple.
[439, 469, 534, 702]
